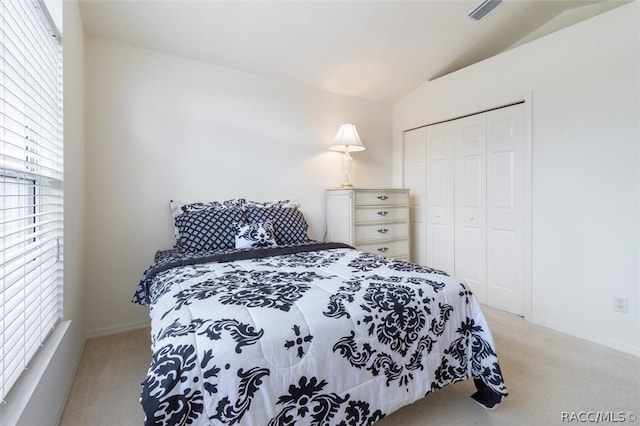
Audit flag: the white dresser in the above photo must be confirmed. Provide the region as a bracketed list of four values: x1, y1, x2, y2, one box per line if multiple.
[326, 188, 410, 260]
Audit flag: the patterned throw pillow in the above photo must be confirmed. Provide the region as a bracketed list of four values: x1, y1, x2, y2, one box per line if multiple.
[245, 207, 310, 245]
[234, 221, 278, 249]
[170, 199, 299, 240]
[175, 207, 245, 251]
[170, 200, 225, 240]
[170, 199, 225, 216]
[243, 199, 299, 209]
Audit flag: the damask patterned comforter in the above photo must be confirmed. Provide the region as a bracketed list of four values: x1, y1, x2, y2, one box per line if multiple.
[133, 242, 507, 425]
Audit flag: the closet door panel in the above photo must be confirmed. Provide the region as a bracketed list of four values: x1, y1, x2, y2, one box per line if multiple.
[403, 128, 427, 265]
[462, 226, 483, 281]
[454, 115, 487, 303]
[426, 122, 455, 274]
[429, 223, 449, 270]
[486, 104, 525, 315]
[491, 229, 516, 287]
[492, 151, 515, 209]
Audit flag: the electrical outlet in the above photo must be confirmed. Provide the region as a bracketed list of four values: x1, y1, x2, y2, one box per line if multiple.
[613, 296, 628, 313]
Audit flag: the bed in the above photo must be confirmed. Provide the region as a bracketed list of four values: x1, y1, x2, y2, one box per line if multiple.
[133, 199, 507, 425]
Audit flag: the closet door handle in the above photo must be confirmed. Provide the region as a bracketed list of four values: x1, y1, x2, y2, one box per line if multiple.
[377, 210, 389, 216]
[377, 228, 389, 234]
[377, 195, 389, 201]
[377, 247, 389, 253]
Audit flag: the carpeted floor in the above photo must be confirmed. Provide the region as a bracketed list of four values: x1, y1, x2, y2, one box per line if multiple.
[59, 306, 640, 426]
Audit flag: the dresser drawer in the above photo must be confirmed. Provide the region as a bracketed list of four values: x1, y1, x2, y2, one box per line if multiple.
[354, 222, 408, 243]
[354, 190, 409, 206]
[356, 239, 408, 258]
[355, 206, 408, 224]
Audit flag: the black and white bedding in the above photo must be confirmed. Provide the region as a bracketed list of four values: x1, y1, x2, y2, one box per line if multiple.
[133, 241, 507, 425]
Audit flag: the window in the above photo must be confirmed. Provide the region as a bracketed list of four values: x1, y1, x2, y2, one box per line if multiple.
[0, 0, 63, 401]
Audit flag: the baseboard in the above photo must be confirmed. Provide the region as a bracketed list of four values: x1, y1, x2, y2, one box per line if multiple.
[530, 317, 640, 358]
[86, 320, 150, 339]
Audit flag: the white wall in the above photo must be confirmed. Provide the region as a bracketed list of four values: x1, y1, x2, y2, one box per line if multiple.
[393, 2, 640, 355]
[84, 37, 392, 336]
[2, 1, 87, 425]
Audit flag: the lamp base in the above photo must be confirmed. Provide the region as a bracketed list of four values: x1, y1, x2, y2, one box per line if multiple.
[339, 150, 354, 189]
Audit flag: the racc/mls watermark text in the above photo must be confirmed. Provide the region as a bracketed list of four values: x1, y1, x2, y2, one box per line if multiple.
[561, 412, 638, 423]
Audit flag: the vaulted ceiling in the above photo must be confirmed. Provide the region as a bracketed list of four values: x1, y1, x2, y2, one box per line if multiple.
[79, 0, 628, 103]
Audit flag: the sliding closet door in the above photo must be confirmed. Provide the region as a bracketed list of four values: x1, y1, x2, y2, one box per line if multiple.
[454, 115, 487, 303]
[403, 128, 427, 265]
[425, 122, 455, 274]
[403, 102, 529, 316]
[486, 104, 526, 315]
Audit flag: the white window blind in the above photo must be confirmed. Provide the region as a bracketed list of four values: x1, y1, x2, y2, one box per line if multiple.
[0, 0, 63, 401]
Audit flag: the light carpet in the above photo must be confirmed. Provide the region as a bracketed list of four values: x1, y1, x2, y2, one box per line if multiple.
[59, 307, 640, 426]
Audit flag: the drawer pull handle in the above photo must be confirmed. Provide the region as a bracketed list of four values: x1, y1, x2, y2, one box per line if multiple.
[377, 228, 389, 234]
[377, 247, 389, 253]
[377, 210, 389, 216]
[377, 195, 389, 201]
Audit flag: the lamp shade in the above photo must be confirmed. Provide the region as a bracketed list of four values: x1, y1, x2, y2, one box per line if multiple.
[328, 124, 365, 152]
